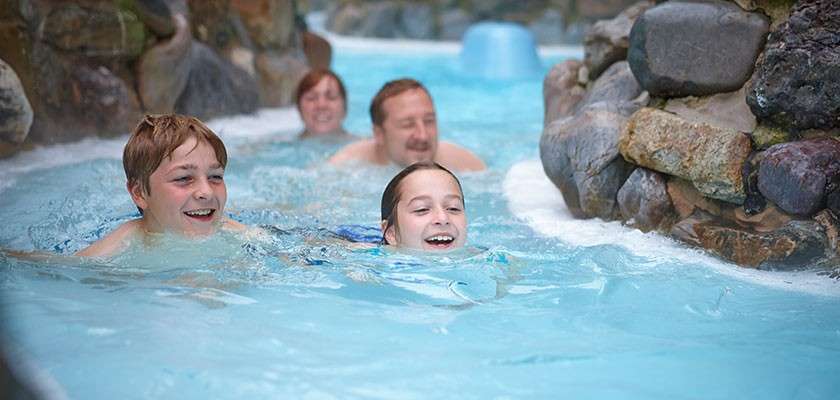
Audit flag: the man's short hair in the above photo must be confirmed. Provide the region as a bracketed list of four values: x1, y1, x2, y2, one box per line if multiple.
[123, 114, 227, 195]
[369, 78, 430, 127]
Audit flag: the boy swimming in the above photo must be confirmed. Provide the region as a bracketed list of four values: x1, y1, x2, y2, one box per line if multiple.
[380, 161, 467, 251]
[76, 114, 245, 257]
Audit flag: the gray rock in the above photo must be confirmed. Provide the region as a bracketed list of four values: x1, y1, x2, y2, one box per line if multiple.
[138, 13, 192, 114]
[584, 1, 652, 80]
[357, 2, 401, 38]
[628, 0, 769, 97]
[576, 61, 643, 113]
[132, 0, 176, 37]
[579, 0, 645, 20]
[400, 3, 435, 39]
[746, 0, 840, 132]
[0, 59, 33, 156]
[254, 50, 308, 107]
[617, 167, 675, 232]
[757, 138, 840, 217]
[440, 9, 473, 41]
[620, 108, 752, 203]
[540, 106, 635, 220]
[663, 86, 757, 133]
[543, 60, 586, 125]
[175, 42, 259, 120]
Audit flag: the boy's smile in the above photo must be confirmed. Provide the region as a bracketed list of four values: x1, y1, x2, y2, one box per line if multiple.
[131, 137, 227, 236]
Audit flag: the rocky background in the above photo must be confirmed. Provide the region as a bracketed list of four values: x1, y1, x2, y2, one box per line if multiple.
[541, 0, 840, 272]
[319, 0, 640, 44]
[0, 0, 331, 158]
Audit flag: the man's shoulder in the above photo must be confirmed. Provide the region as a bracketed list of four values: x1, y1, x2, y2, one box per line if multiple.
[437, 141, 486, 172]
[328, 138, 377, 165]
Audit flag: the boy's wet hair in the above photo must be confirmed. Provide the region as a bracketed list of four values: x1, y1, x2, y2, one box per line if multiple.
[380, 161, 464, 245]
[295, 68, 347, 111]
[124, 114, 227, 198]
[369, 78, 431, 127]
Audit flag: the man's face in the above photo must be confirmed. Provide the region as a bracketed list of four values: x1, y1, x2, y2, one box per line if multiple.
[130, 137, 227, 236]
[374, 88, 438, 166]
[298, 76, 346, 135]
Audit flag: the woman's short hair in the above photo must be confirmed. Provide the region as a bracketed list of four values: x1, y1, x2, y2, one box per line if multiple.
[295, 68, 347, 110]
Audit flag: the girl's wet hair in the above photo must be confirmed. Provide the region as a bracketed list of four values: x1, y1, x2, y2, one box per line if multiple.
[380, 161, 464, 245]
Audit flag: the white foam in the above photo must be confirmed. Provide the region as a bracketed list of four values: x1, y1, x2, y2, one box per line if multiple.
[206, 107, 303, 141]
[504, 159, 840, 297]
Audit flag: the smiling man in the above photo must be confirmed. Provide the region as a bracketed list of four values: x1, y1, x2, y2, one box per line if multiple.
[328, 78, 485, 172]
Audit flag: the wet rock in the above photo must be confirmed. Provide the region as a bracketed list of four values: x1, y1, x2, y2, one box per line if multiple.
[576, 61, 643, 113]
[583, 1, 652, 80]
[543, 60, 586, 125]
[741, 151, 766, 216]
[667, 177, 729, 220]
[671, 211, 827, 269]
[620, 108, 752, 203]
[439, 9, 473, 41]
[757, 138, 840, 217]
[254, 50, 308, 107]
[663, 87, 756, 134]
[0, 59, 33, 157]
[749, 124, 790, 151]
[231, 0, 296, 50]
[733, 0, 794, 29]
[617, 167, 675, 232]
[174, 42, 259, 120]
[137, 14, 192, 114]
[746, 0, 840, 132]
[628, 0, 769, 97]
[540, 106, 635, 220]
[41, 3, 145, 59]
[401, 3, 435, 40]
[814, 210, 840, 261]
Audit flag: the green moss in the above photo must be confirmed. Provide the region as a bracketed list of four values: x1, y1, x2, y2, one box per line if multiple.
[750, 124, 790, 150]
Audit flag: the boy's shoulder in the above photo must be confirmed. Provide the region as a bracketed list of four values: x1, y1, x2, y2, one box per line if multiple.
[75, 219, 144, 258]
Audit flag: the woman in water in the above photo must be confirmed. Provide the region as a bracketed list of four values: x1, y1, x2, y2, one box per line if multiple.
[380, 162, 467, 251]
[295, 68, 351, 139]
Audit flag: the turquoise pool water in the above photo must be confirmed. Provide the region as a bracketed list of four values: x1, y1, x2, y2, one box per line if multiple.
[1, 42, 839, 399]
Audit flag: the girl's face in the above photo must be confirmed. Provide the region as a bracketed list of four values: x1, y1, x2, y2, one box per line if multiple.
[382, 169, 467, 251]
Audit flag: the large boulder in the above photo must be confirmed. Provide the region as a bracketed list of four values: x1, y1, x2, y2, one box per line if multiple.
[757, 138, 840, 217]
[627, 0, 769, 97]
[543, 59, 585, 125]
[746, 0, 840, 132]
[540, 106, 636, 220]
[617, 167, 675, 232]
[230, 0, 296, 50]
[620, 108, 752, 203]
[137, 14, 192, 114]
[0, 59, 33, 157]
[254, 50, 308, 107]
[663, 87, 756, 134]
[576, 61, 643, 113]
[174, 42, 259, 120]
[40, 2, 145, 60]
[583, 1, 652, 80]
[672, 211, 828, 270]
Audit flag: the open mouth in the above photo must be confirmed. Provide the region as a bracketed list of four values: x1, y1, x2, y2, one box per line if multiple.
[424, 234, 455, 248]
[183, 208, 215, 222]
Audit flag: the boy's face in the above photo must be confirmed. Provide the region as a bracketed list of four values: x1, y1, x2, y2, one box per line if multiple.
[382, 169, 467, 251]
[374, 88, 439, 167]
[130, 137, 227, 236]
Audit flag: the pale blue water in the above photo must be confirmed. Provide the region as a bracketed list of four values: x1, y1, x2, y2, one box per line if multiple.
[1, 43, 839, 400]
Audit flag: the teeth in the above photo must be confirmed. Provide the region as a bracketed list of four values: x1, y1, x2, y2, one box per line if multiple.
[427, 235, 453, 243]
[185, 209, 212, 216]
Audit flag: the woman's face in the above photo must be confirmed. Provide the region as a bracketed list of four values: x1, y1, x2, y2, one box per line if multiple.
[298, 76, 346, 136]
[383, 169, 467, 251]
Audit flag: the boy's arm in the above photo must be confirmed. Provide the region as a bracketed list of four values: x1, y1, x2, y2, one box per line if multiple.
[75, 220, 142, 258]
